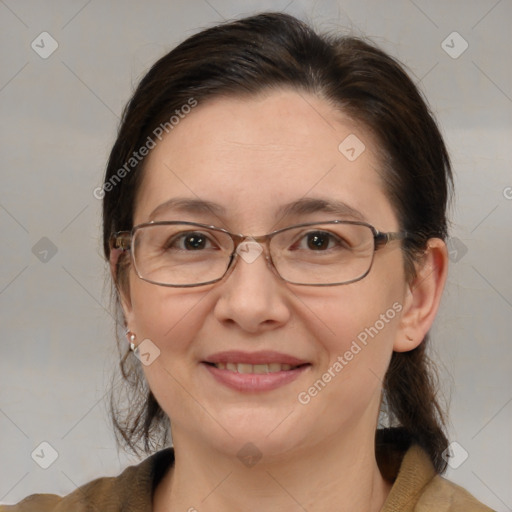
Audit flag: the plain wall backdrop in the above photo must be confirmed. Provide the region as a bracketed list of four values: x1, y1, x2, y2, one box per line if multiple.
[1, 0, 511, 509]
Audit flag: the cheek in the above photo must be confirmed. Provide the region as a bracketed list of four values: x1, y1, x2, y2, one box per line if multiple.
[128, 273, 210, 357]
[295, 280, 404, 423]
[127, 278, 213, 416]
[306, 255, 405, 371]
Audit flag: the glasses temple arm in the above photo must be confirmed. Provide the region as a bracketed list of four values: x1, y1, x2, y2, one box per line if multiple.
[374, 230, 411, 248]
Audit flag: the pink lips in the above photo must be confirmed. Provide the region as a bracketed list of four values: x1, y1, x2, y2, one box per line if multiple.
[202, 350, 310, 392]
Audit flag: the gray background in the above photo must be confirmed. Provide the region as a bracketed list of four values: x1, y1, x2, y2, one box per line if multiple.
[0, 0, 511, 509]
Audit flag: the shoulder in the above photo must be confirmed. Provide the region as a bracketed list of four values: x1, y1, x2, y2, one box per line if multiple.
[0, 448, 174, 512]
[0, 474, 129, 512]
[417, 475, 495, 512]
[0, 494, 63, 512]
[380, 437, 495, 512]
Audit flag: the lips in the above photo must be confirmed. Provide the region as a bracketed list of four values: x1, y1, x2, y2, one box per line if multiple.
[204, 350, 308, 367]
[202, 351, 311, 392]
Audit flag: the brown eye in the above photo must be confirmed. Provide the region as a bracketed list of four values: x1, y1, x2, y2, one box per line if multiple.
[183, 233, 207, 250]
[306, 232, 331, 250]
[166, 231, 214, 251]
[297, 231, 345, 251]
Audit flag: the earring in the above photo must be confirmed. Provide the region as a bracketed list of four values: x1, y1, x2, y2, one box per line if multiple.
[125, 329, 138, 354]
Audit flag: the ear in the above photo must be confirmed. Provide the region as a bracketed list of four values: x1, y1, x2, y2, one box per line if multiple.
[394, 238, 448, 352]
[109, 248, 135, 327]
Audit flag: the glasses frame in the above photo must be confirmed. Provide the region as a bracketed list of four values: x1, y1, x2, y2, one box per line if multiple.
[110, 220, 410, 288]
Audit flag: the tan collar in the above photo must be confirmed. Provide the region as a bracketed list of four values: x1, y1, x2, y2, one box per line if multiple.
[382, 444, 437, 512]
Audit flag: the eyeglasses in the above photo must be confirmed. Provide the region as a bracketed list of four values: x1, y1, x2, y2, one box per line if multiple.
[110, 220, 409, 287]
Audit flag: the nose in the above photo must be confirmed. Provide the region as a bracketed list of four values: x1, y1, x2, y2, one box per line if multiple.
[213, 245, 291, 333]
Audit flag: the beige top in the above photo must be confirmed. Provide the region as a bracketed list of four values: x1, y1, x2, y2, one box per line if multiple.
[0, 443, 494, 511]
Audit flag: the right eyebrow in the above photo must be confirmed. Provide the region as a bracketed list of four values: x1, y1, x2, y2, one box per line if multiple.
[148, 197, 227, 221]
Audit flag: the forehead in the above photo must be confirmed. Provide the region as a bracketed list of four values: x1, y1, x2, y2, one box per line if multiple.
[134, 89, 397, 231]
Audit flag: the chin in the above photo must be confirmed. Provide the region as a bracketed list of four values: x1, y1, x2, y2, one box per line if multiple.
[203, 410, 308, 460]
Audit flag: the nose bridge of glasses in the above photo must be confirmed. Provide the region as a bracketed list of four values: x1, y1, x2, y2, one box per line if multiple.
[231, 233, 273, 266]
[218, 233, 285, 286]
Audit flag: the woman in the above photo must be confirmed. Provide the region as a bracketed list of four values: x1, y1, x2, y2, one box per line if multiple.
[3, 12, 494, 512]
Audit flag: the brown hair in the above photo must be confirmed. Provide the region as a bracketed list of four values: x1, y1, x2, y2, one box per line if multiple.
[103, 12, 452, 472]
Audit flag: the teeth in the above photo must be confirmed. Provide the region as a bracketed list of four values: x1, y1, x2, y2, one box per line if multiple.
[212, 362, 297, 373]
[253, 364, 268, 374]
[237, 363, 253, 374]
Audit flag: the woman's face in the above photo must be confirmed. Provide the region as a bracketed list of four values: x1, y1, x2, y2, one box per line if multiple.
[122, 89, 411, 459]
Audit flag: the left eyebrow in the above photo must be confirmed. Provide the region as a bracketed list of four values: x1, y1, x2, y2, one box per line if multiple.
[276, 197, 367, 221]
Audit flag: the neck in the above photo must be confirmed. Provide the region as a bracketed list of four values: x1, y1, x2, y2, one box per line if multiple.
[154, 425, 392, 512]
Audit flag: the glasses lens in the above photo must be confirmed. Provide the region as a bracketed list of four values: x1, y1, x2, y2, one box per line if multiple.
[271, 223, 375, 285]
[133, 224, 233, 286]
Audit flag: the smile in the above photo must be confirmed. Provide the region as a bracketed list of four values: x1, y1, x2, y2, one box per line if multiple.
[208, 362, 302, 373]
[202, 362, 310, 392]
